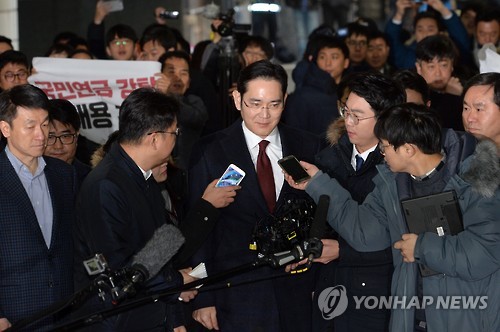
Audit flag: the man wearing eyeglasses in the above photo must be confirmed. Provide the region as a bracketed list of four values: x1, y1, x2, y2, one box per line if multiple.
[189, 60, 323, 331]
[286, 103, 500, 332]
[105, 24, 138, 61]
[0, 50, 29, 92]
[44, 99, 91, 187]
[74, 88, 197, 331]
[0, 84, 76, 330]
[312, 72, 406, 332]
[343, 22, 371, 72]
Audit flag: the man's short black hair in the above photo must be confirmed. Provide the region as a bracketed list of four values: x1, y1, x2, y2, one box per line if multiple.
[463, 72, 500, 108]
[415, 35, 457, 62]
[45, 43, 74, 58]
[460, 1, 484, 17]
[414, 11, 445, 32]
[0, 50, 29, 72]
[475, 8, 500, 25]
[236, 60, 288, 98]
[0, 36, 13, 50]
[367, 30, 390, 46]
[347, 72, 406, 116]
[52, 31, 79, 45]
[159, 51, 191, 72]
[139, 24, 177, 52]
[312, 35, 349, 62]
[106, 24, 138, 45]
[346, 22, 370, 39]
[48, 99, 81, 131]
[238, 35, 274, 60]
[374, 102, 442, 154]
[0, 84, 50, 125]
[118, 87, 179, 144]
[393, 69, 430, 104]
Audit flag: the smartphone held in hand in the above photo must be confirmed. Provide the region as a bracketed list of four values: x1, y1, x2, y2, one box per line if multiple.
[215, 164, 246, 187]
[278, 155, 310, 183]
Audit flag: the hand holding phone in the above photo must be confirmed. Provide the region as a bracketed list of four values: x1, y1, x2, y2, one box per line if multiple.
[278, 155, 311, 183]
[215, 164, 246, 187]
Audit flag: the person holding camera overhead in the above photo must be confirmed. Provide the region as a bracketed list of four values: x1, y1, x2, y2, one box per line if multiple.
[385, 0, 471, 69]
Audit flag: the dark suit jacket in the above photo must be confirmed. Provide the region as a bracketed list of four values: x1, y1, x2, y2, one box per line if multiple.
[188, 120, 323, 332]
[0, 150, 76, 331]
[74, 143, 183, 331]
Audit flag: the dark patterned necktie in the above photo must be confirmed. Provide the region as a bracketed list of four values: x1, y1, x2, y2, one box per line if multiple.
[355, 155, 364, 172]
[257, 140, 276, 212]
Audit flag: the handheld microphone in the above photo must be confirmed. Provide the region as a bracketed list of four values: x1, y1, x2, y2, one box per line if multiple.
[309, 195, 330, 241]
[111, 223, 185, 302]
[304, 195, 329, 261]
[267, 244, 305, 268]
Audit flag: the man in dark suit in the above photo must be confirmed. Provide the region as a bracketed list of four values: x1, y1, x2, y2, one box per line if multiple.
[74, 88, 196, 331]
[189, 60, 323, 331]
[0, 84, 76, 331]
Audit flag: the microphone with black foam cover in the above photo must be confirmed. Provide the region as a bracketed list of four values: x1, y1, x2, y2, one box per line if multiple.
[114, 223, 185, 302]
[305, 195, 330, 260]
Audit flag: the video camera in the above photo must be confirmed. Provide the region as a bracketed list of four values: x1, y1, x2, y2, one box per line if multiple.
[251, 196, 316, 256]
[212, 9, 252, 37]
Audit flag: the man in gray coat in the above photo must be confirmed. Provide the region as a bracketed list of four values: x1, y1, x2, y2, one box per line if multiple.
[288, 103, 499, 331]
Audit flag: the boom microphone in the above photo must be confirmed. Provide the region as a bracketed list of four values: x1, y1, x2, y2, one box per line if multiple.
[113, 224, 185, 302]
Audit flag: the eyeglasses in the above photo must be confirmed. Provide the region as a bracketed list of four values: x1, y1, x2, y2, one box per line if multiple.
[378, 141, 393, 154]
[346, 40, 367, 48]
[147, 128, 181, 137]
[112, 40, 131, 47]
[339, 105, 376, 125]
[47, 133, 77, 146]
[3, 70, 28, 82]
[243, 100, 283, 111]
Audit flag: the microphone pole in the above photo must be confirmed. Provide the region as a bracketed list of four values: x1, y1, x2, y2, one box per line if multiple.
[51, 258, 269, 331]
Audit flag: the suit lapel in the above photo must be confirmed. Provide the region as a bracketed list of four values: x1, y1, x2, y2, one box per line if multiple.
[276, 124, 301, 204]
[0, 151, 48, 249]
[43, 159, 61, 250]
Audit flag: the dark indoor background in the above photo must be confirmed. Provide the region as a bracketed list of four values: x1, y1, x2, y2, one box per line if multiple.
[18, 0, 183, 60]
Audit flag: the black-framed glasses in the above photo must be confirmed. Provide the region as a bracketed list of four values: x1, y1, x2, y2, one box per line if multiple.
[147, 128, 180, 137]
[346, 40, 367, 48]
[112, 39, 131, 47]
[47, 133, 77, 146]
[4, 70, 28, 82]
[339, 104, 376, 125]
[242, 100, 283, 111]
[378, 141, 393, 154]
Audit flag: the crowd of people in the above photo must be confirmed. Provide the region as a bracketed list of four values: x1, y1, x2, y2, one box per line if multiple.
[0, 0, 499, 331]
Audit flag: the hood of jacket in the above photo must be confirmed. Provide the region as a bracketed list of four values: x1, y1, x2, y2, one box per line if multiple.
[325, 117, 346, 146]
[462, 139, 500, 198]
[300, 62, 336, 94]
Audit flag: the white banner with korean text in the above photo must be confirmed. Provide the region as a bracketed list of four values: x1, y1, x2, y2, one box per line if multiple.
[29, 57, 161, 144]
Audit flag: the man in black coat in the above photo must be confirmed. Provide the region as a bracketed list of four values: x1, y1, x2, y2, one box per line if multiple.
[74, 88, 196, 331]
[189, 60, 323, 332]
[313, 73, 406, 332]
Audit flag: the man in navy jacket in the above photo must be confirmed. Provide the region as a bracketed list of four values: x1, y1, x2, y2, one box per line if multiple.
[0, 84, 76, 331]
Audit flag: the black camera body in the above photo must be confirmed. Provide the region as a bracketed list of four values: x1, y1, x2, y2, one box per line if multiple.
[251, 196, 317, 256]
[214, 9, 236, 37]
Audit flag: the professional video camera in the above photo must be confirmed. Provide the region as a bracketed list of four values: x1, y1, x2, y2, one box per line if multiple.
[212, 9, 251, 37]
[251, 196, 316, 256]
